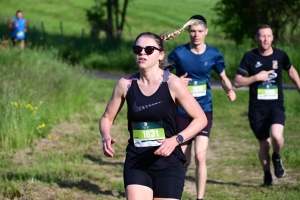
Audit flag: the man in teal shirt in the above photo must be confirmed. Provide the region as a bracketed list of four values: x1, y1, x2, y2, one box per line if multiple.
[168, 15, 236, 200]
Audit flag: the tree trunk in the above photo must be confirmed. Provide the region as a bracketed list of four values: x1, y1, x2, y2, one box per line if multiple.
[117, 0, 128, 40]
[106, 0, 114, 40]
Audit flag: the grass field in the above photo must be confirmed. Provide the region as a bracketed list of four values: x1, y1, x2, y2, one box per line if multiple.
[1, 77, 299, 199]
[1, 0, 300, 199]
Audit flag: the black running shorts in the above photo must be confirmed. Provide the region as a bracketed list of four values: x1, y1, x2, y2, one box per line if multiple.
[11, 37, 25, 44]
[248, 103, 285, 140]
[123, 160, 185, 199]
[177, 112, 213, 145]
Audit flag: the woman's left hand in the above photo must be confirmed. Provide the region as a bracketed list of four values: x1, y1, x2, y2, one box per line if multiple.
[154, 136, 178, 157]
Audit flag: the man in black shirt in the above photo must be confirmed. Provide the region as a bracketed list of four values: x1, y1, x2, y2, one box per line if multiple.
[234, 24, 300, 187]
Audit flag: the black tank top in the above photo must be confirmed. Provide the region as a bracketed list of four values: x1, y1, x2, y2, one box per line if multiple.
[125, 70, 186, 170]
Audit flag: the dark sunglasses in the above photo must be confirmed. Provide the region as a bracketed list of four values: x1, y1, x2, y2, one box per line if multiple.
[132, 45, 162, 55]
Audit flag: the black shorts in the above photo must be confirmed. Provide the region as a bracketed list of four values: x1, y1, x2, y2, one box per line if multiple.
[248, 103, 285, 140]
[123, 160, 185, 199]
[177, 112, 213, 145]
[11, 37, 25, 45]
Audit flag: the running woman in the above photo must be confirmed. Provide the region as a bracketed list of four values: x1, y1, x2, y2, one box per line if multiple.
[234, 24, 300, 187]
[100, 19, 208, 200]
[168, 15, 236, 200]
[8, 10, 27, 50]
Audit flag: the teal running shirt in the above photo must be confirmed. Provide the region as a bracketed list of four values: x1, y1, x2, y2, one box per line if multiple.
[168, 44, 225, 113]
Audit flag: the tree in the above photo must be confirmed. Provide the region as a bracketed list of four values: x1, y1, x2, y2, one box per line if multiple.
[213, 0, 300, 44]
[86, 0, 129, 40]
[86, 0, 106, 38]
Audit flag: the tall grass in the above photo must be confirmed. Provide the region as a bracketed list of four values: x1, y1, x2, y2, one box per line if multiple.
[0, 45, 96, 150]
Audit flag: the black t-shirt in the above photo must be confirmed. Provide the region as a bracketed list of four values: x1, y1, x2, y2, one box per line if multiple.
[125, 71, 186, 170]
[236, 48, 291, 108]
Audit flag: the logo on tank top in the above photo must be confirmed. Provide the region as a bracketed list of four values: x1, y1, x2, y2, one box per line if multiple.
[255, 61, 263, 68]
[132, 101, 163, 112]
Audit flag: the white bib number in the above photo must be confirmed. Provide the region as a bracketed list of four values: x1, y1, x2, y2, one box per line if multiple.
[17, 31, 24, 37]
[132, 121, 165, 147]
[257, 85, 278, 100]
[188, 80, 207, 97]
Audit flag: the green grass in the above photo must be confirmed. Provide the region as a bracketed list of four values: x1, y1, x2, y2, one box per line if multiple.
[1, 0, 299, 81]
[0, 0, 93, 36]
[1, 63, 299, 199]
[0, 46, 108, 150]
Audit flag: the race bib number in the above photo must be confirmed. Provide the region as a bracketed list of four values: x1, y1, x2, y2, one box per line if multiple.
[17, 31, 24, 38]
[188, 80, 207, 97]
[257, 85, 278, 100]
[132, 121, 165, 147]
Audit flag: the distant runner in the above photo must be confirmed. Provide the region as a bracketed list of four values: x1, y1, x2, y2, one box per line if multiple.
[8, 10, 27, 50]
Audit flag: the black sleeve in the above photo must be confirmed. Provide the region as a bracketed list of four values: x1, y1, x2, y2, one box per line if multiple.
[236, 54, 249, 76]
[282, 52, 292, 71]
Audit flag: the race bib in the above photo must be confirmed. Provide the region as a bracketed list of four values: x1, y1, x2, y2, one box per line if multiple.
[17, 31, 24, 38]
[132, 121, 165, 147]
[188, 80, 207, 97]
[257, 84, 278, 100]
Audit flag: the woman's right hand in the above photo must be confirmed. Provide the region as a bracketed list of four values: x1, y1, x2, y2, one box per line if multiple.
[102, 137, 116, 157]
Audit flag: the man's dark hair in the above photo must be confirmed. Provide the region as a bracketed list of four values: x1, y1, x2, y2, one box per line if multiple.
[190, 15, 207, 26]
[255, 24, 272, 36]
[16, 10, 22, 15]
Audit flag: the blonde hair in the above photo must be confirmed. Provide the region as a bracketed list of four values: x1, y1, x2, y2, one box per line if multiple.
[160, 19, 205, 41]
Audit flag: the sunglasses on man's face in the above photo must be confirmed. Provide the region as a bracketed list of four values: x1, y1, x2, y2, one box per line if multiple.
[132, 45, 162, 55]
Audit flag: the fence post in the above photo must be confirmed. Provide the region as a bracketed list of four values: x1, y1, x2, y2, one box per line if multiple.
[60, 21, 64, 43]
[60, 21, 64, 36]
[40, 21, 45, 45]
[81, 28, 85, 38]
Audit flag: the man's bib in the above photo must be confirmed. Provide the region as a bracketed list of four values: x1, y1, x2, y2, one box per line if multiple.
[257, 84, 278, 100]
[188, 80, 207, 97]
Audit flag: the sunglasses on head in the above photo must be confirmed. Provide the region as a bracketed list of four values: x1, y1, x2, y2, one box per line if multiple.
[132, 45, 162, 55]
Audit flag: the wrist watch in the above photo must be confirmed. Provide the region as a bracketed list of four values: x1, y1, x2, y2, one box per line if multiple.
[176, 135, 184, 144]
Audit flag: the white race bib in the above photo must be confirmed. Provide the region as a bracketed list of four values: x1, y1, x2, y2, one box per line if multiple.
[188, 80, 207, 97]
[17, 31, 24, 37]
[257, 84, 278, 100]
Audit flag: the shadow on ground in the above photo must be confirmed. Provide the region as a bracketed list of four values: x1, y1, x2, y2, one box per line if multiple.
[84, 154, 124, 166]
[185, 175, 258, 188]
[57, 179, 125, 198]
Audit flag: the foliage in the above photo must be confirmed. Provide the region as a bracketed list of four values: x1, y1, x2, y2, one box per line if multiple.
[86, 0, 130, 40]
[213, 0, 300, 44]
[86, 0, 106, 38]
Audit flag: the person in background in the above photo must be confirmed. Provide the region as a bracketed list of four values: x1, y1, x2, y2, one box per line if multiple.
[234, 24, 300, 187]
[8, 10, 27, 50]
[168, 15, 236, 200]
